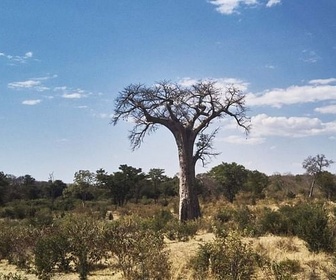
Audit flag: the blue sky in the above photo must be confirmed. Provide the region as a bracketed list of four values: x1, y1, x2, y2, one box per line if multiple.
[1, 0, 336, 182]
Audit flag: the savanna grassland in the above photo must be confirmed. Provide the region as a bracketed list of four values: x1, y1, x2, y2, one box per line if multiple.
[1, 170, 336, 280]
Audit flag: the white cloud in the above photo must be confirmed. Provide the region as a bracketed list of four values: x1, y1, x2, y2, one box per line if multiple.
[22, 99, 41, 105]
[8, 79, 49, 91]
[309, 78, 336, 85]
[8, 80, 41, 89]
[266, 0, 281, 7]
[251, 114, 336, 137]
[0, 51, 34, 64]
[54, 86, 68, 91]
[246, 82, 336, 107]
[315, 104, 336, 114]
[209, 0, 258, 15]
[25, 52, 33, 58]
[62, 93, 83, 99]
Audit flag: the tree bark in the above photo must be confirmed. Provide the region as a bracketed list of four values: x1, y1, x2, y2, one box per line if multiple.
[308, 177, 316, 198]
[176, 133, 201, 221]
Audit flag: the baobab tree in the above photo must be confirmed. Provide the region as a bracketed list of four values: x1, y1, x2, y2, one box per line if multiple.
[113, 80, 250, 221]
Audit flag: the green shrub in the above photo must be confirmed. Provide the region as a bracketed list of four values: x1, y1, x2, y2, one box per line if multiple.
[58, 214, 106, 280]
[34, 229, 72, 279]
[164, 219, 198, 241]
[0, 222, 39, 268]
[29, 208, 53, 227]
[190, 231, 256, 280]
[289, 203, 334, 252]
[258, 203, 334, 252]
[233, 206, 256, 235]
[103, 218, 171, 280]
[147, 209, 174, 232]
[214, 207, 234, 223]
[259, 208, 290, 235]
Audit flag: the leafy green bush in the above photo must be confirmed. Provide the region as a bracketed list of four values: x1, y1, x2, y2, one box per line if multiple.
[258, 203, 334, 252]
[103, 218, 171, 280]
[146, 209, 174, 232]
[164, 219, 198, 241]
[289, 203, 334, 252]
[34, 229, 72, 279]
[0, 222, 39, 268]
[233, 206, 256, 235]
[58, 214, 106, 280]
[190, 231, 256, 280]
[259, 208, 289, 235]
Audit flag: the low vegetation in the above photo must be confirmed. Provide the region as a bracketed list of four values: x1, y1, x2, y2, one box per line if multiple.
[1, 160, 336, 279]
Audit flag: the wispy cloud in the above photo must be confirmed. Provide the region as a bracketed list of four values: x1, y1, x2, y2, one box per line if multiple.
[315, 104, 336, 114]
[209, 0, 258, 15]
[22, 99, 41, 106]
[301, 49, 320, 63]
[8, 80, 49, 91]
[309, 78, 336, 85]
[266, 0, 281, 8]
[209, 0, 280, 15]
[62, 92, 84, 99]
[7, 75, 57, 92]
[246, 80, 336, 107]
[0, 51, 34, 64]
[251, 114, 336, 137]
[8, 80, 41, 89]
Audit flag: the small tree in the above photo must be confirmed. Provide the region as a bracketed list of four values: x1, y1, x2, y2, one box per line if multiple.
[302, 154, 334, 198]
[148, 168, 166, 203]
[209, 162, 248, 203]
[73, 170, 95, 206]
[113, 80, 250, 221]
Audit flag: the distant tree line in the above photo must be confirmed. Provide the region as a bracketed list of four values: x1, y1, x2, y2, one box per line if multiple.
[1, 154, 335, 218]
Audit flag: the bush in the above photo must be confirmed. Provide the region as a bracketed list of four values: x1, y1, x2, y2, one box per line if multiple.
[34, 229, 72, 279]
[0, 222, 39, 268]
[233, 206, 256, 235]
[147, 209, 174, 232]
[58, 214, 106, 280]
[103, 218, 171, 280]
[289, 203, 334, 252]
[190, 231, 256, 280]
[258, 203, 334, 252]
[164, 219, 198, 241]
[259, 208, 289, 235]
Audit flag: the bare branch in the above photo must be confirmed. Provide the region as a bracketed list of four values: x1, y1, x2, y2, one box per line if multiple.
[112, 80, 250, 156]
[193, 128, 220, 167]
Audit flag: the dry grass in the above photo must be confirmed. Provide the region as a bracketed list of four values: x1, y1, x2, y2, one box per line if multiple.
[252, 235, 336, 279]
[1, 232, 335, 279]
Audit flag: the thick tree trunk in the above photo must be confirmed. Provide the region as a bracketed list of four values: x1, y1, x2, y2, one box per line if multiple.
[176, 136, 201, 221]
